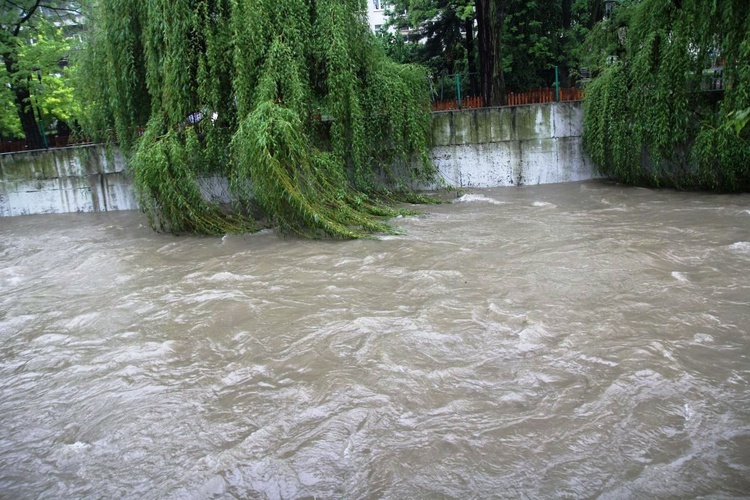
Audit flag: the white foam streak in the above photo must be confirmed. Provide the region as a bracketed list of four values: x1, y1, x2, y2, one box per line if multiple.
[455, 194, 507, 205]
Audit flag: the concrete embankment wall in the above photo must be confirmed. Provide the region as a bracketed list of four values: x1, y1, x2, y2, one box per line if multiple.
[0, 145, 136, 217]
[430, 101, 596, 187]
[0, 102, 597, 217]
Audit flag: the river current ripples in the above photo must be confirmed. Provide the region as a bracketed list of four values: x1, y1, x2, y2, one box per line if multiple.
[1, 181, 749, 498]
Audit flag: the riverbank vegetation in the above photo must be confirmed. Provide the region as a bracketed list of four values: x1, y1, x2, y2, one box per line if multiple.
[11, 0, 748, 231]
[582, 0, 750, 191]
[386, 0, 749, 192]
[75, 0, 437, 237]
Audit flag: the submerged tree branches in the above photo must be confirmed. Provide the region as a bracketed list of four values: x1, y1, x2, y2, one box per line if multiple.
[77, 0, 436, 237]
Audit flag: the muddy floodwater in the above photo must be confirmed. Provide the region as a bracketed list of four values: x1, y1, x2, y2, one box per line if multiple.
[1, 181, 749, 498]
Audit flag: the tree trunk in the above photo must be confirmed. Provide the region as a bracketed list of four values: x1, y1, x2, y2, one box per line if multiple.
[464, 15, 479, 97]
[3, 53, 45, 149]
[15, 86, 45, 149]
[560, 0, 572, 89]
[475, 0, 505, 106]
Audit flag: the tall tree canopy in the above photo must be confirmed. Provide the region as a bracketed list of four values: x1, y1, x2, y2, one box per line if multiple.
[78, 0, 436, 237]
[385, 0, 478, 96]
[1, 0, 80, 145]
[583, 0, 750, 191]
[386, 0, 606, 106]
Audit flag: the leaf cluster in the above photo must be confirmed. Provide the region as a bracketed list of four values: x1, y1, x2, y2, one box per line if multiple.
[582, 0, 750, 191]
[0, 1, 81, 139]
[78, 0, 437, 237]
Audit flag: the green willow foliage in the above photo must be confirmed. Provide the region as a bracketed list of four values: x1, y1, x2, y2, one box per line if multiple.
[583, 0, 750, 191]
[78, 0, 436, 237]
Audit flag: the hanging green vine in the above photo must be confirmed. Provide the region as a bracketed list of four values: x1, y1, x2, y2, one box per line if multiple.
[582, 0, 750, 191]
[76, 0, 437, 237]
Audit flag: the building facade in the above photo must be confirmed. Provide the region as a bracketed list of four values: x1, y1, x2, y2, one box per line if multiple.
[367, 0, 387, 32]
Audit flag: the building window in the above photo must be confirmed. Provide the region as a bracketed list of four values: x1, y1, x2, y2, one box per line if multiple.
[373, 0, 383, 10]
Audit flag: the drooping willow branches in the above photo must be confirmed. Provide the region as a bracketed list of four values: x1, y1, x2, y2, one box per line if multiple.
[76, 0, 436, 237]
[582, 0, 750, 191]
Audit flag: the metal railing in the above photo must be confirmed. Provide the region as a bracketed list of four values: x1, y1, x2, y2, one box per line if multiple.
[431, 86, 585, 112]
[1, 134, 92, 154]
[430, 67, 586, 112]
[507, 87, 585, 106]
[0, 127, 141, 154]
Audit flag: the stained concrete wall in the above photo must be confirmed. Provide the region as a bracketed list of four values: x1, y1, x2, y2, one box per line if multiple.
[1, 102, 596, 217]
[0, 145, 137, 217]
[430, 101, 598, 187]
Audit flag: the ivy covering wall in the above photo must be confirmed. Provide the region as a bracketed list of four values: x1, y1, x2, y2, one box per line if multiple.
[582, 0, 750, 191]
[76, 0, 436, 237]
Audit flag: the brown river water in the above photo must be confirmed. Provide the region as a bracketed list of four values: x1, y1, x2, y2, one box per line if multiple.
[1, 181, 749, 499]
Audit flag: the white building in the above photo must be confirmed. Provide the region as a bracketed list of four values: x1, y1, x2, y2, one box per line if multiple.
[367, 0, 387, 32]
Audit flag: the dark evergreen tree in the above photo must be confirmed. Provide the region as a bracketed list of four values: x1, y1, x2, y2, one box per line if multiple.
[386, 0, 478, 97]
[385, 0, 605, 105]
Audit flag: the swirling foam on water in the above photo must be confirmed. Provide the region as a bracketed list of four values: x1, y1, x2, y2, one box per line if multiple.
[1, 184, 749, 498]
[454, 194, 506, 205]
[532, 201, 556, 207]
[727, 241, 750, 254]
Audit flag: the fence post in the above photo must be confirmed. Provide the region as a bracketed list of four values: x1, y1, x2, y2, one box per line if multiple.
[35, 111, 48, 149]
[456, 73, 462, 109]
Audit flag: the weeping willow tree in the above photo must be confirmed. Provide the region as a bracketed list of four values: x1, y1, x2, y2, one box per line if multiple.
[75, 0, 436, 237]
[582, 0, 750, 191]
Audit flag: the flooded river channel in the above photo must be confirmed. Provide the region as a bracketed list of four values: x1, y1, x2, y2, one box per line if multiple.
[1, 181, 749, 498]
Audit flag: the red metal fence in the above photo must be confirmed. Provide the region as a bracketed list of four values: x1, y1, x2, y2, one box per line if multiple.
[431, 87, 584, 112]
[1, 134, 88, 154]
[0, 140, 29, 153]
[0, 127, 143, 154]
[432, 96, 484, 112]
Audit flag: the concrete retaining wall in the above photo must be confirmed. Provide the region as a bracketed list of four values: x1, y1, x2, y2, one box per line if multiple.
[430, 101, 596, 187]
[0, 145, 136, 216]
[0, 102, 598, 217]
